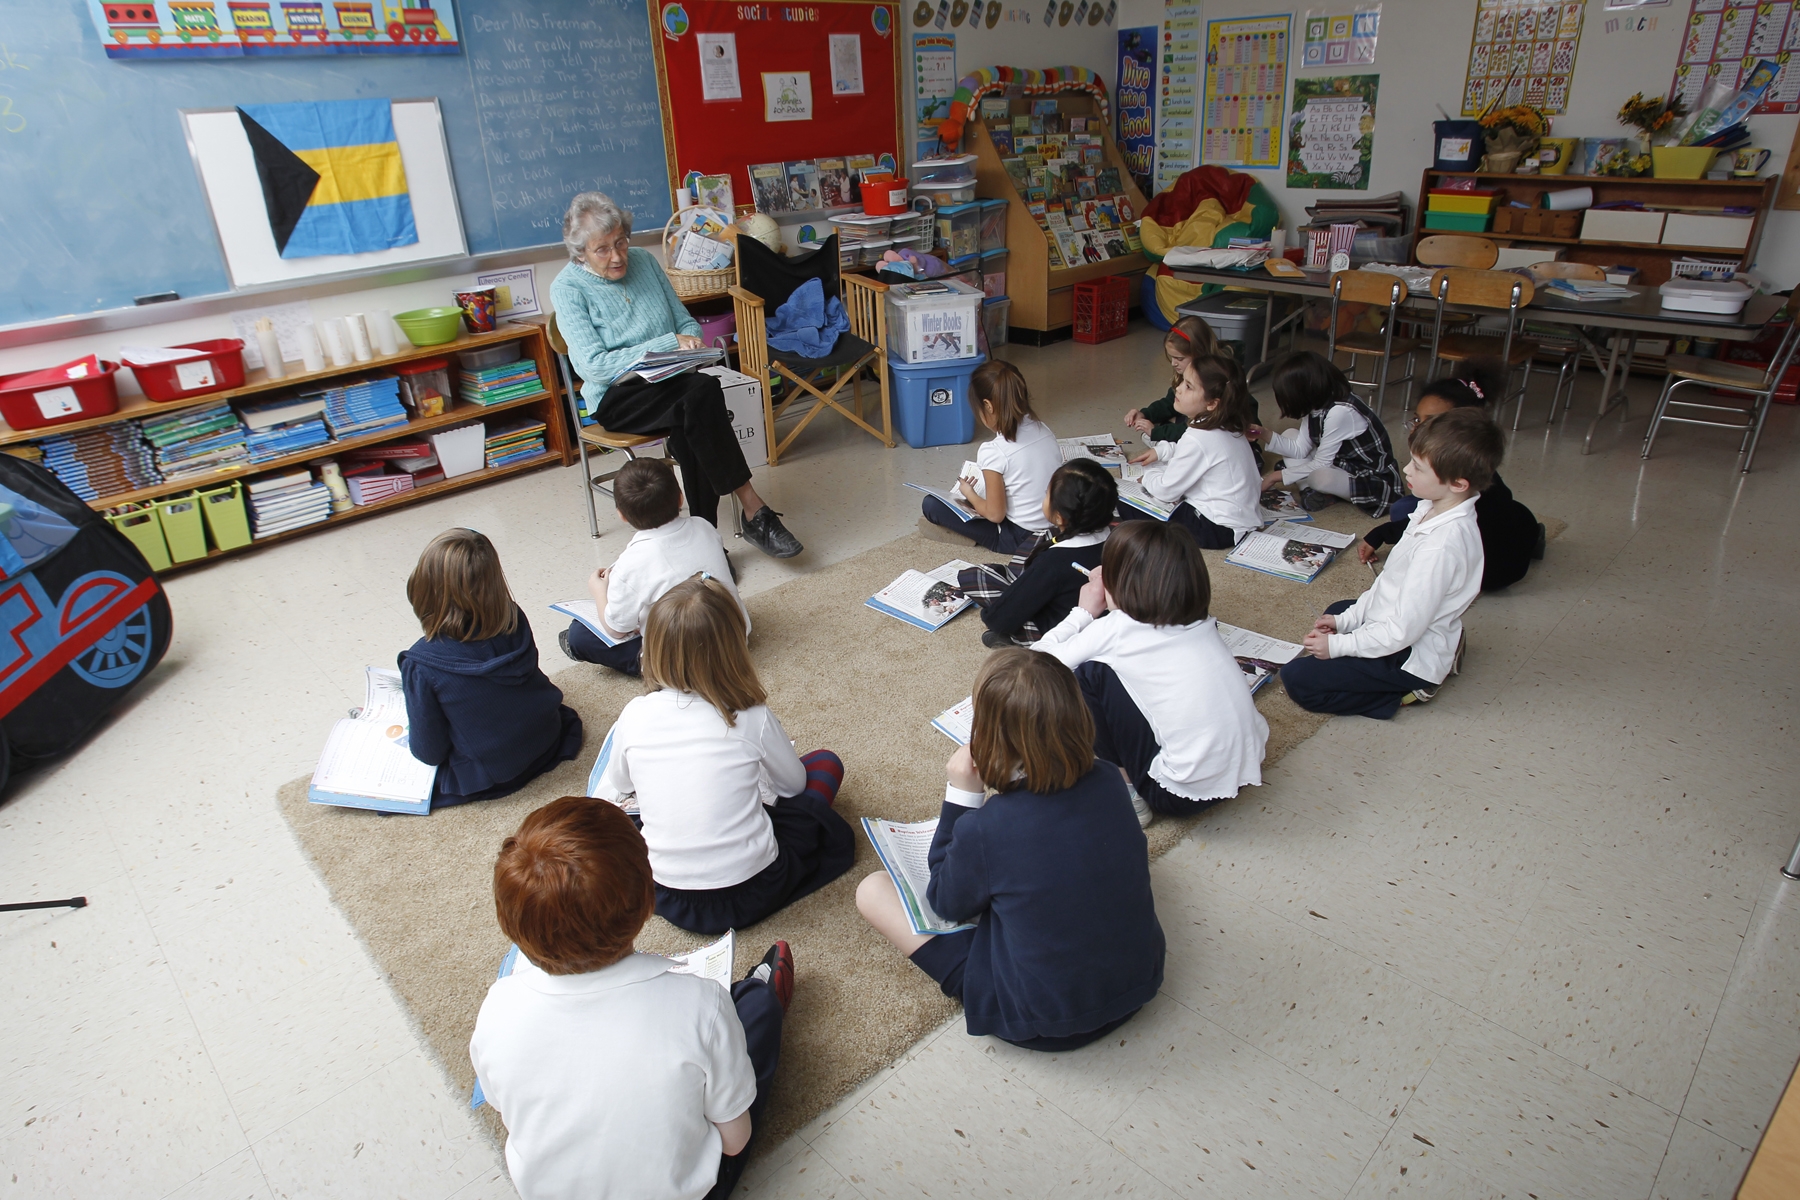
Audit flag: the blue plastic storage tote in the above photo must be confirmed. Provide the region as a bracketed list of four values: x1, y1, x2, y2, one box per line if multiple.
[889, 353, 984, 448]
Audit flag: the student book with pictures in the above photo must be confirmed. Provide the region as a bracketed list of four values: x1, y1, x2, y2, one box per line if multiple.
[1226, 521, 1357, 584]
[902, 462, 985, 522]
[866, 560, 975, 631]
[549, 598, 625, 648]
[861, 817, 973, 936]
[309, 667, 436, 815]
[1215, 623, 1303, 693]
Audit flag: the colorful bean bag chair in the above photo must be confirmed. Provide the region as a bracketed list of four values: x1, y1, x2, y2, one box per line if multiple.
[1137, 166, 1280, 327]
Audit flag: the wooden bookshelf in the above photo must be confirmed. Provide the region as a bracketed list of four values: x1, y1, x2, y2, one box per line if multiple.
[1412, 169, 1777, 286]
[3, 321, 573, 572]
[966, 94, 1152, 338]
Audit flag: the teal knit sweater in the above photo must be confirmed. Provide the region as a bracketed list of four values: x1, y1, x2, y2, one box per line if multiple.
[550, 250, 702, 413]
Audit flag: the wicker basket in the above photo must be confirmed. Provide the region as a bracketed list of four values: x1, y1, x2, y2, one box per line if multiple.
[662, 210, 735, 298]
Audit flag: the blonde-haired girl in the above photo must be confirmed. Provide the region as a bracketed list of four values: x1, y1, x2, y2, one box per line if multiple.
[587, 576, 851, 933]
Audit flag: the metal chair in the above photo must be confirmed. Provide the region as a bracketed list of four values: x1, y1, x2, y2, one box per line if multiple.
[1513, 260, 1604, 423]
[1641, 316, 1800, 472]
[548, 312, 670, 539]
[1327, 269, 1421, 417]
[1426, 267, 1540, 426]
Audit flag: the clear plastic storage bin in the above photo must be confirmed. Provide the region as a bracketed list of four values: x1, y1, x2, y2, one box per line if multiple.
[934, 201, 981, 264]
[885, 279, 985, 362]
[979, 248, 1009, 298]
[978, 198, 1008, 251]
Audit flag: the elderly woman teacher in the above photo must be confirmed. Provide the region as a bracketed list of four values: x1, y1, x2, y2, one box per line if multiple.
[550, 191, 802, 559]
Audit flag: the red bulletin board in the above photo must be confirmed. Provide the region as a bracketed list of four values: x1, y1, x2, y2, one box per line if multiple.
[650, 0, 905, 212]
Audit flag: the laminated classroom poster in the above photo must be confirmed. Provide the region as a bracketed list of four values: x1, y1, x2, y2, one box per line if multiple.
[1201, 13, 1292, 169]
[1117, 27, 1158, 196]
[1156, 1, 1202, 192]
[913, 33, 956, 160]
[1666, 1, 1800, 116]
[1301, 5, 1381, 67]
[1460, 0, 1586, 116]
[1286, 74, 1379, 190]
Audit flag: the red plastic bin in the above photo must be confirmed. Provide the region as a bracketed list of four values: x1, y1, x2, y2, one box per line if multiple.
[1073, 276, 1132, 345]
[124, 339, 247, 403]
[0, 360, 122, 431]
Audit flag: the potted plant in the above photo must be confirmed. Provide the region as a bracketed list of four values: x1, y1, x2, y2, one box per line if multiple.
[1478, 104, 1548, 174]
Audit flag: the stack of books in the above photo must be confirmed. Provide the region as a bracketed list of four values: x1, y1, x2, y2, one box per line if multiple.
[483, 418, 547, 468]
[310, 377, 409, 439]
[457, 359, 543, 407]
[36, 426, 162, 501]
[246, 469, 332, 538]
[139, 402, 250, 483]
[1303, 191, 1409, 235]
[237, 396, 331, 463]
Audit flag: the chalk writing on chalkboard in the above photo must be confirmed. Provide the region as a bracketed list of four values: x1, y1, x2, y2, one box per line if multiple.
[466, 9, 671, 237]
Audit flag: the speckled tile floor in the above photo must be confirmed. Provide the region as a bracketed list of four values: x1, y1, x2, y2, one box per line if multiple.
[2, 327, 1795, 1199]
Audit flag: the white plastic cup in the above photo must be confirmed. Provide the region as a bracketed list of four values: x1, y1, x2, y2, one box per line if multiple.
[256, 326, 287, 380]
[1270, 227, 1288, 254]
[322, 318, 352, 367]
[369, 308, 399, 356]
[346, 313, 374, 362]
[298, 322, 327, 372]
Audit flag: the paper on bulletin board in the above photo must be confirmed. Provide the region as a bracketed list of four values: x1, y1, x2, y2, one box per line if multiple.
[230, 301, 313, 370]
[763, 72, 814, 121]
[830, 33, 865, 95]
[1287, 75, 1378, 189]
[1156, 1, 1202, 192]
[1302, 5, 1380, 67]
[1201, 12, 1292, 169]
[1460, 0, 1585, 116]
[1668, 2, 1800, 116]
[697, 33, 742, 101]
[913, 32, 956, 160]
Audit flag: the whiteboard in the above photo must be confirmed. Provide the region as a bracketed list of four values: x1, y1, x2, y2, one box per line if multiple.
[180, 100, 467, 290]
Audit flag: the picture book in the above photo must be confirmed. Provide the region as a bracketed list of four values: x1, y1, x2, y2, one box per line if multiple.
[750, 162, 790, 212]
[1012, 114, 1032, 135]
[1026, 201, 1049, 228]
[931, 695, 974, 745]
[1057, 434, 1129, 467]
[1002, 157, 1031, 192]
[861, 817, 974, 935]
[1069, 115, 1088, 133]
[1095, 166, 1124, 194]
[1083, 145, 1106, 165]
[1215, 622, 1303, 695]
[979, 95, 1010, 119]
[1123, 224, 1144, 253]
[1225, 522, 1357, 583]
[784, 160, 823, 210]
[989, 126, 1015, 156]
[549, 598, 629, 648]
[1075, 177, 1098, 201]
[1115, 476, 1178, 521]
[846, 152, 879, 178]
[816, 157, 853, 207]
[1045, 203, 1071, 231]
[1258, 489, 1315, 524]
[865, 560, 975, 632]
[1093, 199, 1120, 229]
[1045, 232, 1068, 269]
[308, 668, 436, 815]
[693, 172, 734, 214]
[1102, 230, 1130, 259]
[615, 347, 725, 385]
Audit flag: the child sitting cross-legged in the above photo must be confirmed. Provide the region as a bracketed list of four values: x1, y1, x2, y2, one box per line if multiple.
[560, 456, 748, 676]
[470, 797, 794, 1200]
[1253, 350, 1403, 515]
[957, 459, 1116, 650]
[1280, 407, 1501, 718]
[400, 529, 584, 809]
[1032, 520, 1268, 827]
[1123, 315, 1222, 446]
[588, 577, 853, 934]
[918, 360, 1061, 554]
[855, 648, 1165, 1052]
[1121, 352, 1264, 549]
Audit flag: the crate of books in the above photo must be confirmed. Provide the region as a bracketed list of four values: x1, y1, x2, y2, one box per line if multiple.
[152, 491, 208, 564]
[884, 279, 984, 363]
[197, 480, 253, 552]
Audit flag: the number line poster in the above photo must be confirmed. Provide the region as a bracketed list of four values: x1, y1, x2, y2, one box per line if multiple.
[1201, 12, 1292, 169]
[1669, 1, 1800, 116]
[1460, 0, 1586, 116]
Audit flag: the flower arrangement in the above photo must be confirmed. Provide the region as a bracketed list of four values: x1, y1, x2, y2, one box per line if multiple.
[1618, 92, 1686, 142]
[1480, 104, 1549, 138]
[1478, 104, 1549, 173]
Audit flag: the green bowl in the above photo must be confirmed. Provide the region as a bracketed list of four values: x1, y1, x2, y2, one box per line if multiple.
[393, 306, 464, 347]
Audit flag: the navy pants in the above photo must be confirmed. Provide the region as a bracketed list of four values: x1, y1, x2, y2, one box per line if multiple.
[1116, 501, 1241, 550]
[599, 371, 750, 529]
[1278, 600, 1434, 720]
[921, 494, 1039, 554]
[1073, 662, 1227, 817]
[565, 620, 642, 676]
[705, 977, 784, 1199]
[909, 929, 1141, 1052]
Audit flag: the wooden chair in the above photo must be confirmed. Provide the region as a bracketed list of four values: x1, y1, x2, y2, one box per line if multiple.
[730, 234, 893, 466]
[1527, 259, 1606, 282]
[548, 311, 670, 539]
[1523, 261, 1605, 421]
[1327, 269, 1421, 417]
[1416, 235, 1499, 269]
[1642, 316, 1800, 472]
[1425, 268, 1539, 426]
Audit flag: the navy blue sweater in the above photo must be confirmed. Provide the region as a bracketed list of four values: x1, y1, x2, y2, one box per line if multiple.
[926, 764, 1165, 1041]
[399, 606, 583, 804]
[980, 539, 1108, 639]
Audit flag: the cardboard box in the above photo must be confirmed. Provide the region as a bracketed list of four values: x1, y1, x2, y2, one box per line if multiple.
[701, 366, 767, 469]
[1580, 209, 1667, 244]
[1661, 212, 1753, 250]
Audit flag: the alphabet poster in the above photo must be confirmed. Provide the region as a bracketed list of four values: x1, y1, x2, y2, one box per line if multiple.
[1286, 74, 1378, 189]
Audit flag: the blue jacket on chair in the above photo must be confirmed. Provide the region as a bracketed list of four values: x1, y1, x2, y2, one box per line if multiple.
[398, 605, 583, 806]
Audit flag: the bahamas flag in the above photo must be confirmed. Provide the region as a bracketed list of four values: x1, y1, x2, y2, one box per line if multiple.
[237, 100, 419, 259]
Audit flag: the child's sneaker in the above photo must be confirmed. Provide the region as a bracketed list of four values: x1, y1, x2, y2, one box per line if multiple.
[981, 629, 1026, 649]
[917, 515, 978, 547]
[1451, 632, 1466, 676]
[1125, 782, 1153, 828]
[1299, 487, 1338, 512]
[1533, 522, 1547, 560]
[1401, 685, 1439, 705]
[750, 940, 795, 1011]
[557, 630, 576, 661]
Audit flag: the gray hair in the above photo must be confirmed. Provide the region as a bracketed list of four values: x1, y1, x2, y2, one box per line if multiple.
[562, 192, 633, 262]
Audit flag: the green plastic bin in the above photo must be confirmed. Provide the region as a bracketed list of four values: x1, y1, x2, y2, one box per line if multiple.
[106, 504, 172, 571]
[154, 491, 208, 563]
[1423, 210, 1493, 233]
[198, 480, 253, 552]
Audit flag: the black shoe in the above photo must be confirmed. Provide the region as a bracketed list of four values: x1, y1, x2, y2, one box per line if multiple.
[738, 506, 803, 559]
[557, 629, 575, 661]
[1299, 487, 1337, 512]
[749, 940, 795, 1011]
[1532, 522, 1547, 561]
[981, 629, 1024, 649]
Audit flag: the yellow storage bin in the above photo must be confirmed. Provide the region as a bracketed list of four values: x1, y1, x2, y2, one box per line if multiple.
[1426, 189, 1501, 215]
[197, 481, 252, 552]
[153, 491, 208, 564]
[106, 504, 172, 572]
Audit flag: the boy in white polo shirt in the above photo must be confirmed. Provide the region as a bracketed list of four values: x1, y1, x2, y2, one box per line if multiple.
[560, 457, 748, 676]
[1280, 407, 1501, 719]
[470, 796, 794, 1200]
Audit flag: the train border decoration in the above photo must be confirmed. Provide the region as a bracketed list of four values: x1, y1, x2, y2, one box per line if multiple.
[86, 0, 461, 59]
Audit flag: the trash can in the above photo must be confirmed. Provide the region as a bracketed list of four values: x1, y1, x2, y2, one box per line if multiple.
[1176, 292, 1269, 369]
[888, 353, 985, 448]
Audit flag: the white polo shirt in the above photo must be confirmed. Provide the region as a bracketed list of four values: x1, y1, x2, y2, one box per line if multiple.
[589, 692, 807, 890]
[1328, 497, 1482, 683]
[975, 415, 1061, 533]
[470, 952, 756, 1200]
[605, 515, 748, 637]
[1141, 426, 1264, 539]
[1267, 401, 1369, 485]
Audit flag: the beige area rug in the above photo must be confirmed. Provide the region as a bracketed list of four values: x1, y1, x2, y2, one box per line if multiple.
[278, 511, 1392, 1149]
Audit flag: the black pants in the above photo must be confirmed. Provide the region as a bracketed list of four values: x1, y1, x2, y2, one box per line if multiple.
[430, 705, 584, 810]
[565, 620, 642, 676]
[908, 928, 1143, 1051]
[1073, 661, 1228, 817]
[1116, 501, 1241, 550]
[599, 372, 752, 528]
[703, 977, 785, 1199]
[1277, 599, 1434, 720]
[654, 792, 856, 935]
[920, 494, 1040, 554]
